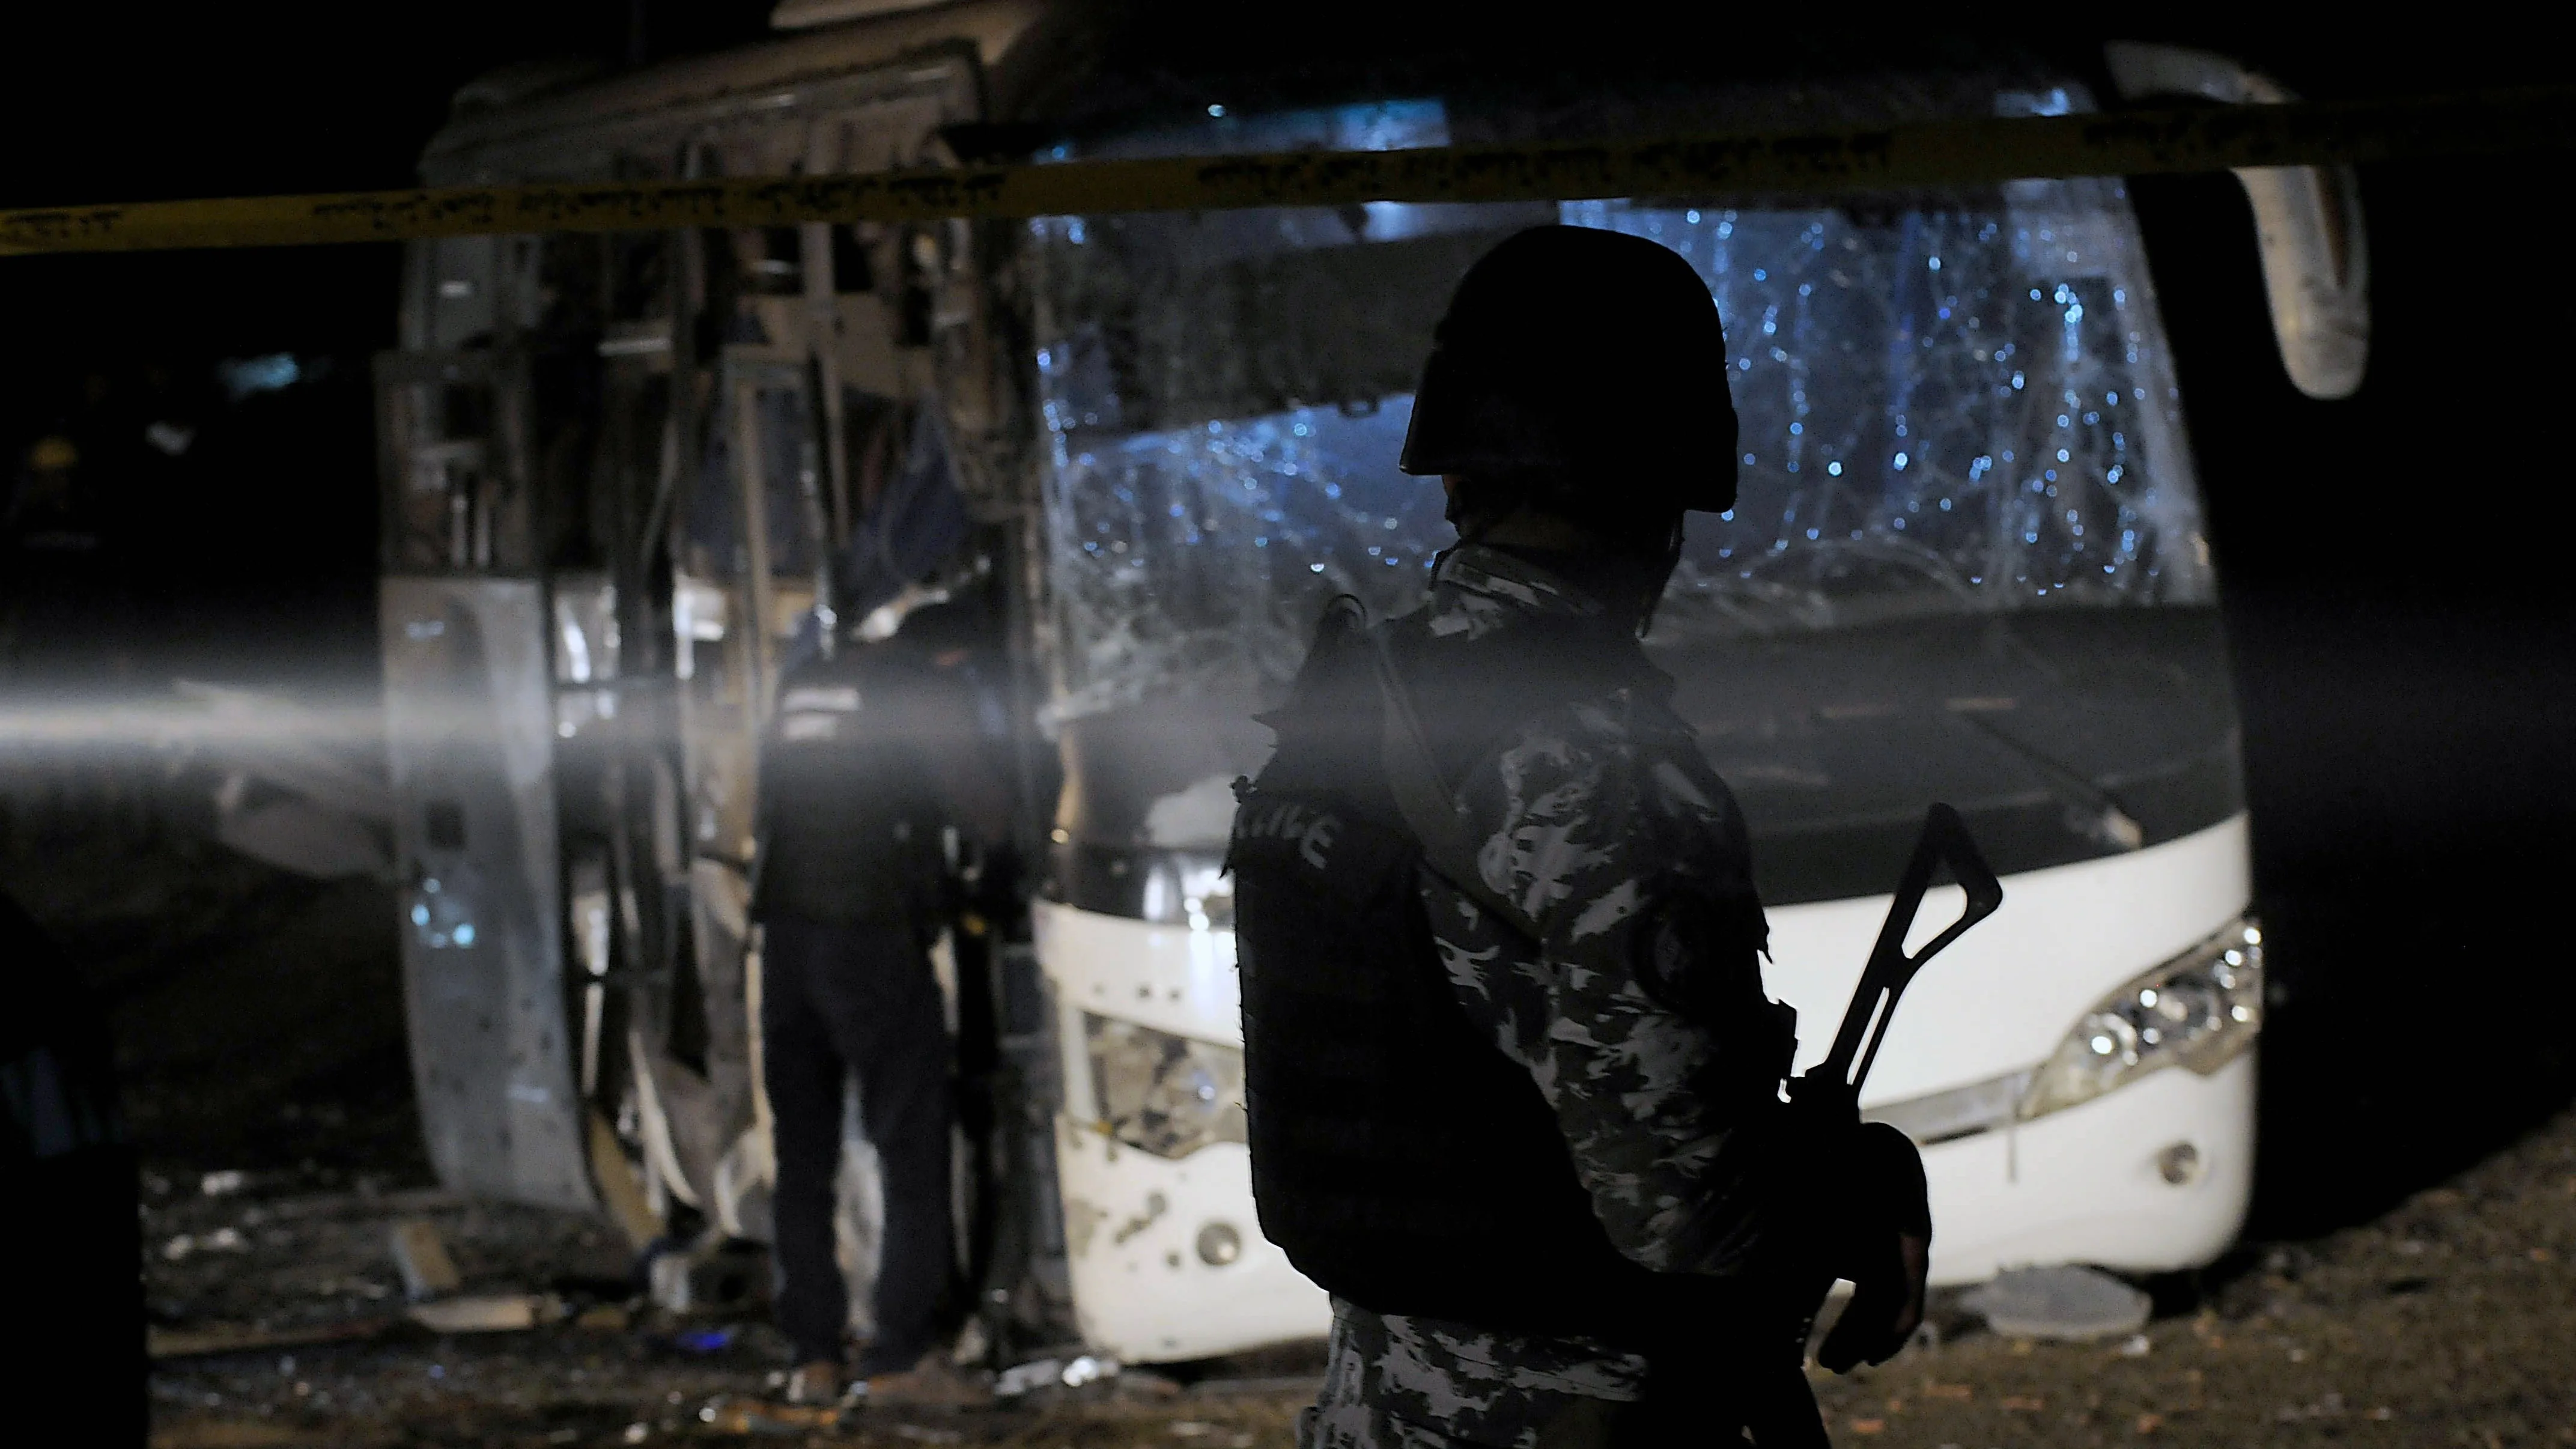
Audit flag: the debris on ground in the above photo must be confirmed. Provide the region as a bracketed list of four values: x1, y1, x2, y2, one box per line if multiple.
[407, 1292, 565, 1334]
[1962, 1262, 2155, 1341]
[702, 1396, 843, 1434]
[148, 1315, 396, 1361]
[994, 1353, 1120, 1401]
[387, 1218, 460, 1301]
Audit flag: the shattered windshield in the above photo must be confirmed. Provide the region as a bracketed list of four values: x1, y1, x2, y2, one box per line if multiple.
[1029, 106, 2208, 723]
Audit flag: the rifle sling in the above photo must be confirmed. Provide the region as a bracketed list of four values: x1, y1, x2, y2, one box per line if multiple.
[1357, 616, 1549, 944]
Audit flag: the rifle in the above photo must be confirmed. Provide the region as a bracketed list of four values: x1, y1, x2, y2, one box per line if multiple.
[1735, 803, 2003, 1447]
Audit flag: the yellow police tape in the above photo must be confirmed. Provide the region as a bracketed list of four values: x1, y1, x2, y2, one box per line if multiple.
[3, 87, 2569, 256]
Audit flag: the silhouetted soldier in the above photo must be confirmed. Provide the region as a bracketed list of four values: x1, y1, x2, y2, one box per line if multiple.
[1, 889, 143, 1445]
[1230, 226, 1931, 1447]
[752, 617, 994, 1410]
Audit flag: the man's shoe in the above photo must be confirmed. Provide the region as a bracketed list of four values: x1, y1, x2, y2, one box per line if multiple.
[857, 1352, 994, 1410]
[785, 1360, 843, 1406]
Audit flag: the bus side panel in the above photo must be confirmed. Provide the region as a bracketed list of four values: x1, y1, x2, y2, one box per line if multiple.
[383, 575, 596, 1212]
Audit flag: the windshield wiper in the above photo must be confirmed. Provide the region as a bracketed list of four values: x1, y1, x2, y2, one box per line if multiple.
[1946, 706, 2145, 852]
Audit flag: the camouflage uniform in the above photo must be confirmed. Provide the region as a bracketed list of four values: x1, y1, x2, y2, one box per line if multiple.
[1299, 543, 1784, 1449]
[1302, 1297, 1643, 1449]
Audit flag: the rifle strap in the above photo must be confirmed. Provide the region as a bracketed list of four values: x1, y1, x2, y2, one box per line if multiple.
[1353, 607, 1548, 943]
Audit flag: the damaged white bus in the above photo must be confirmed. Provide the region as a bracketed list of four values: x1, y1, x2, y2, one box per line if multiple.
[378, 1, 2360, 1365]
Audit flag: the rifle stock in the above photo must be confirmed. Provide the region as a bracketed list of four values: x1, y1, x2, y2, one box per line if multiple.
[1806, 803, 2005, 1112]
[1737, 804, 2002, 1447]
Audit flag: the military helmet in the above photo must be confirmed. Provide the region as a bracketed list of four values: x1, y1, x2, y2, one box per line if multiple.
[1398, 224, 1739, 514]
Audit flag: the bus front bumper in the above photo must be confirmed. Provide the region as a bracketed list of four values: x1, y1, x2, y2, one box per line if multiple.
[1052, 1123, 1331, 1363]
[1050, 1049, 2252, 1361]
[1919, 1048, 2255, 1286]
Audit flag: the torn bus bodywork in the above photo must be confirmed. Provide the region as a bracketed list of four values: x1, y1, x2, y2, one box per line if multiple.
[379, 4, 2359, 1364]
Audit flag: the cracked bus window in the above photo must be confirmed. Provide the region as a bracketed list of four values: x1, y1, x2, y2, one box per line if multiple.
[1030, 178, 2206, 723]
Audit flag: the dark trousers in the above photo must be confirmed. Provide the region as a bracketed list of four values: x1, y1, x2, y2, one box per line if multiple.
[760, 912, 953, 1372]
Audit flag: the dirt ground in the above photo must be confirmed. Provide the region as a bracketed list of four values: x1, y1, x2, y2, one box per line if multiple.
[137, 1093, 2576, 1449]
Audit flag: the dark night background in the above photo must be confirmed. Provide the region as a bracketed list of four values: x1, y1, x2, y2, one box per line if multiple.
[1, 4, 2567, 1247]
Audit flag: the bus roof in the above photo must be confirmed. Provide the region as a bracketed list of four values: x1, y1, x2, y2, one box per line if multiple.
[421, 2, 2103, 183]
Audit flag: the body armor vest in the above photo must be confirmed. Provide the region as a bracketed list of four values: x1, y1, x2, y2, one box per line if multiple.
[1229, 604, 1747, 1350]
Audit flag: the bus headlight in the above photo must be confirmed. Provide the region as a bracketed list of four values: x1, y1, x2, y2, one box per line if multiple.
[2020, 918, 2263, 1122]
[1084, 1013, 1247, 1159]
